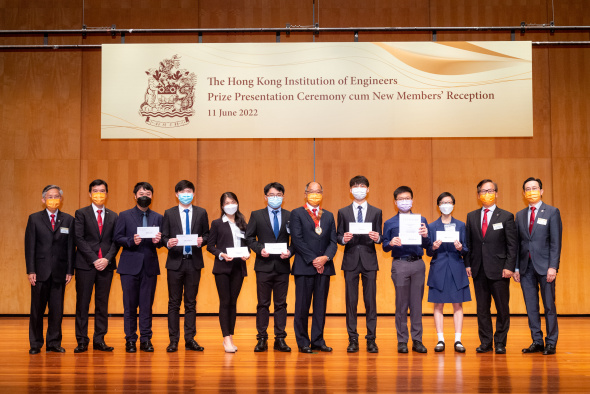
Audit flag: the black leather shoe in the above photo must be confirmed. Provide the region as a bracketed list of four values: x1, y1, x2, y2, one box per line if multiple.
[367, 340, 379, 353]
[412, 340, 427, 353]
[397, 342, 408, 353]
[125, 341, 137, 353]
[495, 344, 506, 354]
[347, 339, 359, 353]
[273, 338, 291, 352]
[454, 341, 466, 353]
[298, 346, 313, 353]
[46, 345, 66, 353]
[74, 343, 88, 353]
[139, 340, 154, 352]
[93, 342, 114, 352]
[543, 344, 556, 355]
[311, 344, 333, 352]
[185, 339, 204, 351]
[522, 342, 544, 353]
[475, 344, 493, 353]
[254, 338, 268, 352]
[434, 341, 445, 352]
[166, 342, 178, 352]
[29, 348, 41, 355]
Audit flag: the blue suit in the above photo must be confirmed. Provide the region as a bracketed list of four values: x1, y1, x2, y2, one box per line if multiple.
[114, 206, 164, 343]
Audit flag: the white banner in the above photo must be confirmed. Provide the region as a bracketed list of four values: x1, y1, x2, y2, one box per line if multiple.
[101, 42, 532, 139]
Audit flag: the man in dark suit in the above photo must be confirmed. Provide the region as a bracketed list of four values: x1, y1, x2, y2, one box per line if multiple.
[114, 182, 164, 353]
[245, 182, 294, 352]
[465, 179, 518, 354]
[513, 177, 562, 355]
[25, 185, 75, 354]
[337, 175, 382, 353]
[73, 179, 120, 353]
[290, 181, 338, 353]
[161, 180, 209, 353]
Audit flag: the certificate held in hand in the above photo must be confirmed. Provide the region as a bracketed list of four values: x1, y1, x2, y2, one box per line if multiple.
[137, 226, 160, 238]
[264, 243, 288, 254]
[399, 214, 422, 245]
[226, 247, 250, 258]
[176, 234, 199, 246]
[349, 222, 372, 234]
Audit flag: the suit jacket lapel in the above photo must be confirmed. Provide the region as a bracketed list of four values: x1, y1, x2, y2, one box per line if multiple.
[530, 202, 546, 238]
[190, 206, 199, 234]
[484, 208, 502, 238]
[54, 211, 64, 233]
[263, 209, 274, 233]
[41, 211, 53, 232]
[90, 206, 102, 239]
[521, 208, 531, 240]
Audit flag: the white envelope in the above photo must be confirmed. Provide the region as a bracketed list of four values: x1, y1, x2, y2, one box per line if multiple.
[436, 230, 459, 243]
[137, 226, 159, 238]
[349, 222, 372, 234]
[265, 243, 288, 254]
[176, 234, 199, 246]
[226, 247, 250, 258]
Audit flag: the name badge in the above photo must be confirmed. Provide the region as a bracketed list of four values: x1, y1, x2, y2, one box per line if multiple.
[60, 227, 69, 234]
[492, 223, 503, 230]
[537, 218, 548, 225]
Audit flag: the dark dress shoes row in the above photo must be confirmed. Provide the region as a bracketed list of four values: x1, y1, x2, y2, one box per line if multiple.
[125, 341, 137, 353]
[522, 342, 544, 353]
[397, 342, 408, 353]
[166, 342, 178, 352]
[74, 343, 88, 353]
[273, 338, 291, 352]
[475, 344, 493, 353]
[543, 344, 556, 355]
[46, 345, 66, 353]
[347, 339, 359, 353]
[74, 342, 114, 353]
[185, 339, 204, 351]
[298, 346, 313, 353]
[495, 344, 506, 354]
[140, 340, 154, 352]
[254, 338, 268, 352]
[367, 340, 379, 353]
[310, 344, 333, 352]
[412, 341, 427, 353]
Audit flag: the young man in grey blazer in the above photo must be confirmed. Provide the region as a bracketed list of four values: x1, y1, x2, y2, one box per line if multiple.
[513, 177, 562, 355]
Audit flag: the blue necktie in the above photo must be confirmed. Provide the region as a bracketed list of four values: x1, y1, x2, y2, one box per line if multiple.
[357, 206, 363, 223]
[273, 210, 280, 239]
[142, 212, 148, 227]
[184, 209, 192, 254]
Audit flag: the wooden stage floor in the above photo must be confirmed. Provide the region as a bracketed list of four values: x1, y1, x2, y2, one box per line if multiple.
[0, 315, 588, 393]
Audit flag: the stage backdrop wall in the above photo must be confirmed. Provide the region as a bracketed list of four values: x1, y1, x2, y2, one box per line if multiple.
[1, 0, 588, 317]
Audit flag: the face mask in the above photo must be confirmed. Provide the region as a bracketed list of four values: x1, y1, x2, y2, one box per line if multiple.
[307, 193, 323, 206]
[525, 190, 541, 204]
[46, 198, 60, 209]
[439, 203, 454, 215]
[396, 200, 413, 212]
[479, 193, 496, 205]
[91, 192, 106, 205]
[267, 196, 283, 209]
[224, 204, 238, 215]
[178, 193, 194, 205]
[136, 196, 152, 208]
[351, 187, 367, 200]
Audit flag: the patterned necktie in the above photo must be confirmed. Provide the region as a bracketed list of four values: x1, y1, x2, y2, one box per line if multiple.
[184, 209, 191, 254]
[482, 208, 489, 237]
[273, 210, 280, 239]
[97, 210, 103, 258]
[529, 206, 536, 234]
[50, 214, 55, 231]
[357, 206, 363, 223]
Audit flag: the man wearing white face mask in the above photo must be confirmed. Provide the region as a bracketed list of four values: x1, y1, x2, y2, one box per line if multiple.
[161, 180, 209, 353]
[337, 175, 382, 353]
[382, 186, 431, 354]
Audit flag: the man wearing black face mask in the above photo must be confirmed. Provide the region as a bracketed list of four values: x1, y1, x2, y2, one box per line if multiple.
[114, 182, 164, 353]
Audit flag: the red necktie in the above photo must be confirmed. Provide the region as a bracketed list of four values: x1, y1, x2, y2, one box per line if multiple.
[529, 206, 536, 234]
[481, 209, 489, 237]
[312, 208, 317, 216]
[97, 210, 103, 258]
[50, 214, 56, 231]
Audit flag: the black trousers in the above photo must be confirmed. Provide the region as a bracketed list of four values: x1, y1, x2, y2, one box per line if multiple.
[473, 271, 511, 347]
[75, 268, 113, 344]
[344, 261, 377, 340]
[167, 260, 201, 343]
[120, 267, 158, 343]
[255, 270, 289, 339]
[214, 262, 244, 337]
[293, 274, 330, 348]
[29, 274, 65, 349]
[521, 265, 558, 346]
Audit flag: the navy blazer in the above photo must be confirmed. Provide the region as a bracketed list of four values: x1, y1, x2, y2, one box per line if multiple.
[25, 210, 75, 282]
[74, 205, 119, 271]
[426, 217, 469, 292]
[337, 203, 383, 271]
[207, 217, 248, 277]
[290, 206, 337, 276]
[515, 202, 562, 275]
[114, 206, 164, 277]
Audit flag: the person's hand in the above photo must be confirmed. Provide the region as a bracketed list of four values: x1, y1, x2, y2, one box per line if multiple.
[316, 265, 325, 274]
[432, 240, 442, 251]
[513, 272, 521, 283]
[280, 250, 291, 259]
[134, 234, 142, 245]
[197, 237, 203, 248]
[221, 253, 233, 261]
[94, 258, 109, 271]
[466, 267, 472, 278]
[152, 232, 162, 244]
[368, 231, 380, 242]
[389, 237, 402, 247]
[547, 268, 557, 283]
[66, 274, 73, 284]
[502, 269, 513, 278]
[261, 249, 270, 258]
[312, 256, 328, 269]
[419, 223, 428, 238]
[28, 273, 36, 286]
[343, 232, 353, 243]
[454, 240, 463, 251]
[167, 238, 178, 248]
[241, 254, 250, 261]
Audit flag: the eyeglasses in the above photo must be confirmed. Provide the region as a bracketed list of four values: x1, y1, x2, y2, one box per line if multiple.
[524, 187, 540, 192]
[267, 193, 284, 197]
[478, 189, 496, 195]
[306, 190, 323, 194]
[396, 197, 412, 201]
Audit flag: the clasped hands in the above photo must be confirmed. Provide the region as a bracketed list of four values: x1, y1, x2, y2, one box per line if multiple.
[342, 231, 380, 243]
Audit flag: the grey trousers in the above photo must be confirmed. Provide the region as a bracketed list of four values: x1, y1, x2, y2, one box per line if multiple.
[391, 258, 425, 343]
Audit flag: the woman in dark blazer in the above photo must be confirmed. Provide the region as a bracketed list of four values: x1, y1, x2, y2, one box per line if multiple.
[207, 192, 249, 353]
[426, 192, 471, 353]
